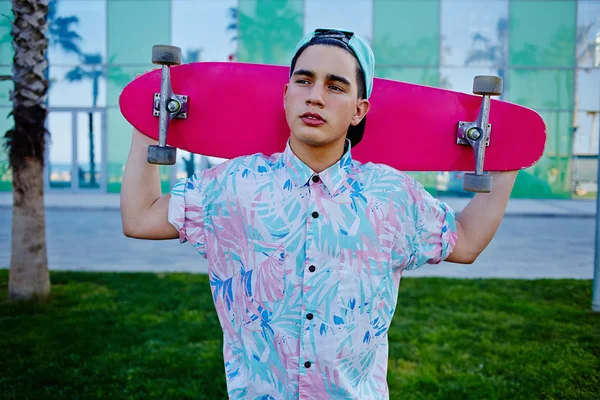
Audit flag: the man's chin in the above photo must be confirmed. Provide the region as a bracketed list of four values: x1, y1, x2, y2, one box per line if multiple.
[292, 129, 334, 147]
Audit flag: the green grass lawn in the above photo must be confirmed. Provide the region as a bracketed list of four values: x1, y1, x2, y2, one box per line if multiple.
[1, 270, 599, 400]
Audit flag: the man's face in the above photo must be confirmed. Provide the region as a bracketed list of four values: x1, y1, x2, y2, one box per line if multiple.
[284, 45, 369, 149]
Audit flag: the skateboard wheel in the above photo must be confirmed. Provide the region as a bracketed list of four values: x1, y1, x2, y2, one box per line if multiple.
[463, 173, 493, 193]
[473, 76, 502, 96]
[152, 45, 182, 66]
[147, 145, 177, 165]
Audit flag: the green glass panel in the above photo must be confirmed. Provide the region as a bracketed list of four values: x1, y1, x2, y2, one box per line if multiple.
[107, 66, 154, 106]
[373, 0, 439, 66]
[107, 108, 131, 193]
[107, 0, 170, 65]
[376, 67, 439, 87]
[509, 1, 576, 67]
[508, 69, 574, 110]
[238, 0, 303, 65]
[106, 108, 170, 194]
[512, 111, 572, 199]
[0, 1, 12, 66]
[0, 106, 12, 190]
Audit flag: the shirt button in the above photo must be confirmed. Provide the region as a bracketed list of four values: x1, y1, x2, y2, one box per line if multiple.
[304, 361, 311, 368]
[312, 175, 320, 183]
[308, 265, 316, 272]
[306, 313, 313, 320]
[312, 211, 319, 219]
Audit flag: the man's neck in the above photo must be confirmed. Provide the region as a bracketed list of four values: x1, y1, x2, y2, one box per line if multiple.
[289, 135, 346, 173]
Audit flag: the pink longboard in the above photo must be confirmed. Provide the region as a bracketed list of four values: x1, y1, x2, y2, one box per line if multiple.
[119, 61, 546, 176]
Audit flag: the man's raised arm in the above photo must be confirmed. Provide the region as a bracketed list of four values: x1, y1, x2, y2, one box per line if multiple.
[120, 128, 178, 240]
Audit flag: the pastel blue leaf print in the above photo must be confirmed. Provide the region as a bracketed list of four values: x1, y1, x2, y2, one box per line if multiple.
[363, 331, 371, 344]
[283, 178, 292, 191]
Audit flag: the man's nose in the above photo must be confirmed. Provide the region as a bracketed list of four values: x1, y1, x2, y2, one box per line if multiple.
[306, 84, 325, 107]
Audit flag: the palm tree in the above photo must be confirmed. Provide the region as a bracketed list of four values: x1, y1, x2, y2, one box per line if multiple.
[64, 53, 102, 188]
[3, 0, 51, 301]
[464, 17, 509, 100]
[231, 1, 303, 65]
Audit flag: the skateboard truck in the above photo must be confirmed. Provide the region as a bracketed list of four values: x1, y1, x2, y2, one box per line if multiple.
[456, 75, 503, 193]
[147, 44, 187, 165]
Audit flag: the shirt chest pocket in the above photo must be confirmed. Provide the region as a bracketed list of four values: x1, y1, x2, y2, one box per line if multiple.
[337, 250, 391, 314]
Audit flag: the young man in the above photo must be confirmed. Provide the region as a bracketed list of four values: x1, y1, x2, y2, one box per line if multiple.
[121, 29, 517, 399]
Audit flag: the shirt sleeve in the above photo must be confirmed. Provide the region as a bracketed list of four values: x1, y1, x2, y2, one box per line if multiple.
[168, 172, 208, 258]
[391, 174, 458, 272]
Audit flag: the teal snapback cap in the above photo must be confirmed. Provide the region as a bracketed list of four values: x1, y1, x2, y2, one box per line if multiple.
[292, 29, 375, 99]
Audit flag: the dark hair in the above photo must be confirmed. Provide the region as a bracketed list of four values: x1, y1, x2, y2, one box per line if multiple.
[290, 37, 367, 147]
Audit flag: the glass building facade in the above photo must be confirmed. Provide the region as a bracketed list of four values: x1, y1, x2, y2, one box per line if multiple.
[0, 0, 598, 198]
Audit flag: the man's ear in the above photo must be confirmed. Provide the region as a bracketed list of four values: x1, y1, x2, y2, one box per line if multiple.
[283, 83, 289, 107]
[350, 98, 370, 126]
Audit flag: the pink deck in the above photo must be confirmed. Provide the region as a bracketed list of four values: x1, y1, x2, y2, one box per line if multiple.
[119, 62, 546, 171]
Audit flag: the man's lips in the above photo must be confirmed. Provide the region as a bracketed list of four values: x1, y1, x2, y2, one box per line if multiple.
[300, 112, 325, 126]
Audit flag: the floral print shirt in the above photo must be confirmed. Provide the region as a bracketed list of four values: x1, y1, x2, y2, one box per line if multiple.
[168, 140, 457, 399]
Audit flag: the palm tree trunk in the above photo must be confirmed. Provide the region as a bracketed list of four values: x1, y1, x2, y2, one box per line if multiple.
[6, 0, 51, 302]
[10, 150, 50, 301]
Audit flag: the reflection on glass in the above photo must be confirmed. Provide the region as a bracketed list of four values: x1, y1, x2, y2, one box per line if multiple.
[77, 111, 102, 189]
[47, 111, 73, 189]
[0, 66, 10, 106]
[107, 66, 152, 106]
[49, 64, 107, 107]
[508, 69, 574, 110]
[440, 0, 508, 68]
[512, 111, 572, 199]
[576, 0, 600, 68]
[175, 150, 210, 180]
[373, 0, 439, 66]
[0, 1, 11, 66]
[106, 108, 133, 194]
[509, 1, 576, 67]
[376, 67, 438, 87]
[575, 68, 600, 111]
[238, 0, 303, 65]
[47, 0, 106, 65]
[573, 110, 599, 155]
[304, 0, 372, 41]
[439, 67, 498, 94]
[0, 108, 11, 188]
[172, 0, 237, 63]
[108, 0, 170, 65]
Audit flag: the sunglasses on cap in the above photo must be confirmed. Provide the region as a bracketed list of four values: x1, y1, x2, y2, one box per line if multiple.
[312, 29, 355, 45]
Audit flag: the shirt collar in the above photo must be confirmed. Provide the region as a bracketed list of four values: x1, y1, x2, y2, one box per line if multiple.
[282, 139, 353, 194]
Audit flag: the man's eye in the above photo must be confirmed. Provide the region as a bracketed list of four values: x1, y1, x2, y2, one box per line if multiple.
[296, 79, 309, 84]
[329, 85, 343, 91]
